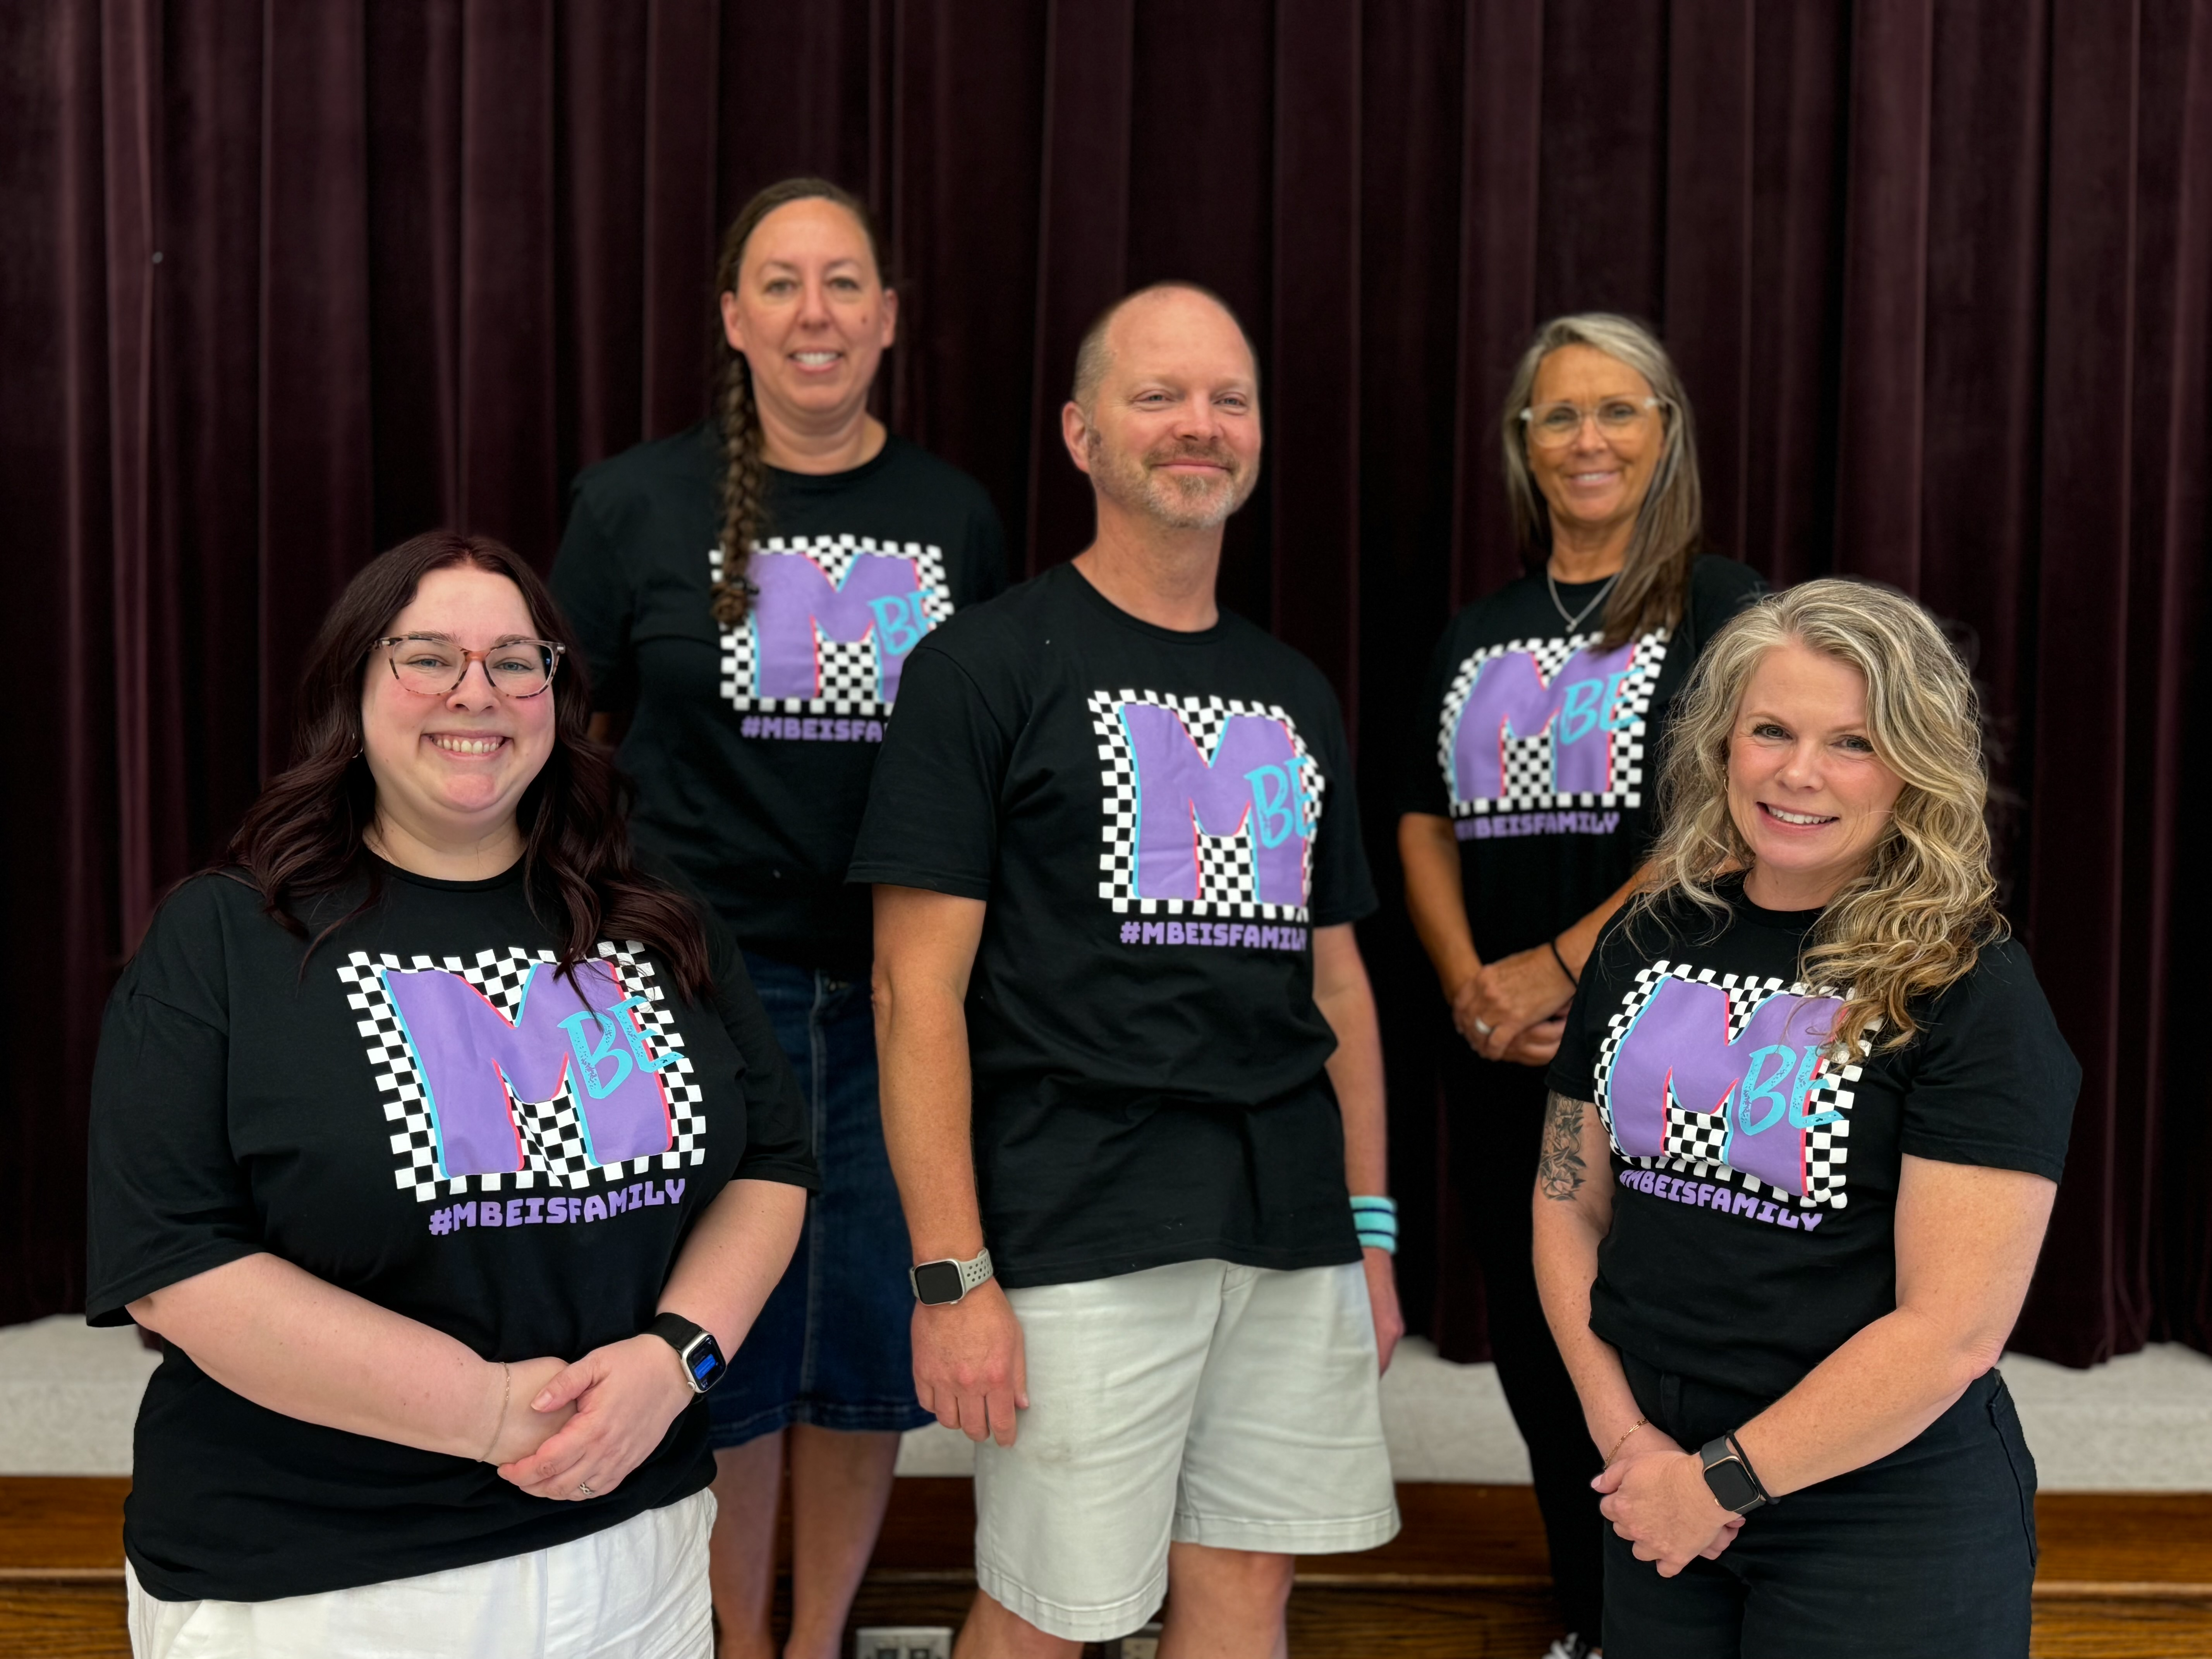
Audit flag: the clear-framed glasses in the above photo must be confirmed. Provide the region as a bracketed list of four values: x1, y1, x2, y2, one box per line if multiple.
[375, 634, 565, 698]
[1520, 395, 1664, 448]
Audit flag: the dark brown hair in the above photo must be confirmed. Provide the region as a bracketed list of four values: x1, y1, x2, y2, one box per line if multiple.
[709, 176, 890, 626]
[225, 530, 713, 998]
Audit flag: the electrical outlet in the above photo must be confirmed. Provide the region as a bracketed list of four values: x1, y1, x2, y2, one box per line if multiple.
[1107, 1623, 1163, 1659]
[852, 1627, 953, 1659]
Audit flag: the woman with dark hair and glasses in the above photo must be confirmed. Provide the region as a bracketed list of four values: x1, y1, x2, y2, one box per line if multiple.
[87, 532, 816, 1658]
[1396, 315, 1764, 1658]
[550, 177, 1005, 1657]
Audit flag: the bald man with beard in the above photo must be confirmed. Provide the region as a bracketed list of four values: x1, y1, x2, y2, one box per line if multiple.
[851, 284, 1403, 1659]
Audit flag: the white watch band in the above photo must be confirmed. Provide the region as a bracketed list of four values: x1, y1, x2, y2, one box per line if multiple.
[953, 1247, 994, 1295]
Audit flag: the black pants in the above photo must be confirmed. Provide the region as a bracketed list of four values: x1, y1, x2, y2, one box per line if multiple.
[1606, 1353, 2039, 1659]
[1443, 1046, 1606, 1643]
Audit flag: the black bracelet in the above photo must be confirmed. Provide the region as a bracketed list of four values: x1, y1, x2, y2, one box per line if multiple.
[1547, 936, 1579, 989]
[1724, 1429, 1778, 1504]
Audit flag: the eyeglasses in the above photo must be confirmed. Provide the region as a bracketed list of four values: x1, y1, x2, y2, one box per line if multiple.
[1520, 396, 1664, 448]
[375, 634, 565, 698]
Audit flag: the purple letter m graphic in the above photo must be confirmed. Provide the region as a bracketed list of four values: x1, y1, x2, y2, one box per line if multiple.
[1449, 641, 1642, 802]
[1607, 977, 1843, 1196]
[383, 958, 676, 1180]
[749, 551, 930, 702]
[1121, 703, 1313, 907]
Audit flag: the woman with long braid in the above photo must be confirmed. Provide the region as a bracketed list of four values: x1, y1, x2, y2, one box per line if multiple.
[552, 177, 1006, 1659]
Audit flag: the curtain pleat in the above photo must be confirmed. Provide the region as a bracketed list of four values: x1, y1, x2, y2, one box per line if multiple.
[3, 0, 2204, 1368]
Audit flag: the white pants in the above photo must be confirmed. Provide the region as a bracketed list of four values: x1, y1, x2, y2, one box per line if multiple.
[126, 1487, 714, 1659]
[976, 1259, 1399, 1643]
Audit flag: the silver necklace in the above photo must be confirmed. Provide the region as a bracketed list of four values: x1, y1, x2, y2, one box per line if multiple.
[1547, 563, 1621, 634]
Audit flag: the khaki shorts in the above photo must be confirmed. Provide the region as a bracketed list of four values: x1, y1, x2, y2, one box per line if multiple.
[975, 1259, 1399, 1643]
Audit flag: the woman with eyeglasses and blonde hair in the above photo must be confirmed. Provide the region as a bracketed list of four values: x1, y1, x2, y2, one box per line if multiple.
[1534, 578, 2076, 1657]
[87, 532, 816, 1657]
[1398, 314, 1764, 1657]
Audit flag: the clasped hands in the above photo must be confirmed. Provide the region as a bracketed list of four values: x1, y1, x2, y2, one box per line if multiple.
[481, 1338, 697, 1502]
[1452, 943, 1574, 1065]
[1594, 1429, 1745, 1576]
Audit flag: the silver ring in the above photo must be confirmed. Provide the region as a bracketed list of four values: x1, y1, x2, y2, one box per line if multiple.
[575, 1482, 594, 1499]
[1472, 1019, 1496, 1037]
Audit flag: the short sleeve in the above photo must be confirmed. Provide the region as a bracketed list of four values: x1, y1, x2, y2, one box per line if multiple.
[847, 639, 1011, 899]
[1896, 939, 2079, 1181]
[1305, 684, 1378, 929]
[703, 928, 818, 1191]
[1396, 622, 1461, 818]
[85, 890, 261, 1326]
[1684, 555, 1769, 654]
[549, 484, 637, 715]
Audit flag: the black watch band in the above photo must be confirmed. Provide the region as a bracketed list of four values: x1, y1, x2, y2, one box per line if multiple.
[1699, 1432, 1774, 1515]
[646, 1312, 728, 1395]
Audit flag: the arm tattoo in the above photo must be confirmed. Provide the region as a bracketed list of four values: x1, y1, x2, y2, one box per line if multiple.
[1538, 1090, 1592, 1200]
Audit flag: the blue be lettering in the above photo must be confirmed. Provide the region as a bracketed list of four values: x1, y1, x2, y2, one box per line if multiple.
[1247, 764, 1295, 847]
[1733, 1044, 1796, 1136]
[1558, 678, 1603, 746]
[867, 588, 934, 657]
[558, 1009, 635, 1099]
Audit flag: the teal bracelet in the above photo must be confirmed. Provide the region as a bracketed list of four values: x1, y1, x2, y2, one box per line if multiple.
[1351, 1194, 1397, 1254]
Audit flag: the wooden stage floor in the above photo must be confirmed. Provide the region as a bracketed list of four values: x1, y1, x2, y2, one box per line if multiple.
[3, 1477, 2207, 1656]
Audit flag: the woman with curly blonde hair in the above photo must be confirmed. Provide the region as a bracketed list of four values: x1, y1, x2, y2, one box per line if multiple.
[1532, 578, 2078, 1658]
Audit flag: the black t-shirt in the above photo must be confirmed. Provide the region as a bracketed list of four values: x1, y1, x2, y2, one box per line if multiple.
[85, 861, 817, 1603]
[1546, 881, 2079, 1401]
[848, 563, 1378, 1289]
[1400, 555, 1766, 961]
[551, 423, 1008, 971]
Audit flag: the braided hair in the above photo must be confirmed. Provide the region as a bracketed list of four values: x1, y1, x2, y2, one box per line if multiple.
[708, 177, 890, 625]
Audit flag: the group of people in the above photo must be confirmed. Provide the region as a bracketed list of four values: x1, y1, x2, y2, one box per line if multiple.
[87, 177, 2080, 1659]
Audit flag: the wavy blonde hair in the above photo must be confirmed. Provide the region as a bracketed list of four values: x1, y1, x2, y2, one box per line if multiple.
[1639, 578, 2004, 1055]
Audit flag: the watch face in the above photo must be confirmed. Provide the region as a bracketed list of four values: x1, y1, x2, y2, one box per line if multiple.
[685, 1337, 726, 1392]
[912, 1259, 966, 1305]
[1703, 1455, 1761, 1513]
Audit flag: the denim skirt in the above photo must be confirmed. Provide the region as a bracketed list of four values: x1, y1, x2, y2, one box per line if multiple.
[706, 950, 934, 1446]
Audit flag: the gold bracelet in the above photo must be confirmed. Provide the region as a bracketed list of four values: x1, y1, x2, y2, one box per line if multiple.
[1606, 1416, 1648, 1464]
[478, 1362, 510, 1463]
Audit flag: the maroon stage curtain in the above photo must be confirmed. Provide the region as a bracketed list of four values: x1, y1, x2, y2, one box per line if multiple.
[3, 0, 2205, 1366]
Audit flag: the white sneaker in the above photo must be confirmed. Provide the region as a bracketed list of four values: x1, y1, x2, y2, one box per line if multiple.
[1542, 1637, 1595, 1659]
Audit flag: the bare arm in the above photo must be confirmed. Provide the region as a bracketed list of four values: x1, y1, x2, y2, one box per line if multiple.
[129, 1255, 565, 1465]
[1534, 1090, 1744, 1571]
[1311, 924, 1404, 1372]
[1398, 813, 1480, 1001]
[872, 884, 1026, 1445]
[1529, 1090, 1645, 1457]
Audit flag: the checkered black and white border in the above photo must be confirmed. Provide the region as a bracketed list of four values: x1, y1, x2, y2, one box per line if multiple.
[1436, 628, 1667, 817]
[1090, 688, 1318, 922]
[338, 943, 708, 1205]
[713, 536, 951, 718]
[1590, 959, 1863, 1211]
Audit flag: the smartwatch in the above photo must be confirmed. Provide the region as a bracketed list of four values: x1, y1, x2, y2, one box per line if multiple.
[646, 1312, 728, 1395]
[1698, 1432, 1774, 1515]
[910, 1247, 994, 1306]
